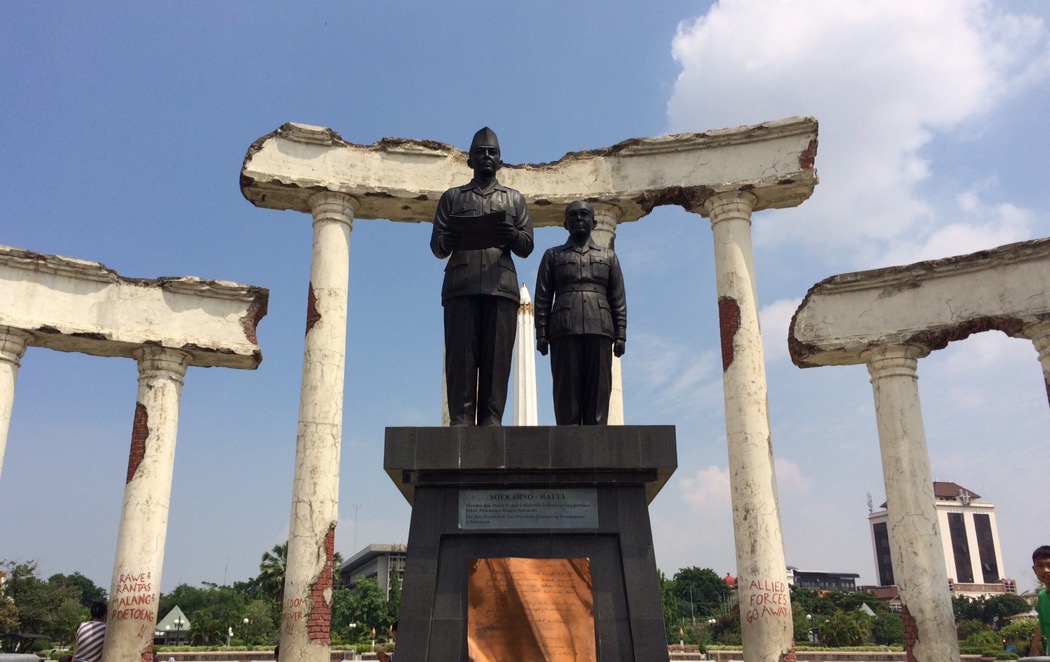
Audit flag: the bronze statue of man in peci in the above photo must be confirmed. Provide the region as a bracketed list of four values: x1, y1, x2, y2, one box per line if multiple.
[535, 201, 626, 425]
[431, 127, 534, 426]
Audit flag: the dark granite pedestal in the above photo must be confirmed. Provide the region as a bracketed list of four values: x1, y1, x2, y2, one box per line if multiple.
[384, 425, 676, 661]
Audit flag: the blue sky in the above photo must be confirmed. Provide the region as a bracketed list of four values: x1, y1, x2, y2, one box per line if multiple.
[2, 0, 1048, 597]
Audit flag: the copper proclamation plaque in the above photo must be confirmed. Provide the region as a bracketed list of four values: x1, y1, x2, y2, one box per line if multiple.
[467, 557, 596, 661]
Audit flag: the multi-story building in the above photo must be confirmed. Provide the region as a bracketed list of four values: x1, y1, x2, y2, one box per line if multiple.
[338, 544, 407, 600]
[786, 567, 860, 592]
[868, 481, 1015, 599]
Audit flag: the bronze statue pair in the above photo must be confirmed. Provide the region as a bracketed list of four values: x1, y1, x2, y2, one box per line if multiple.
[432, 128, 626, 426]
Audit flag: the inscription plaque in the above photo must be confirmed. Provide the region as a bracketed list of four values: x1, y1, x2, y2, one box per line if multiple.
[459, 488, 598, 529]
[467, 557, 596, 662]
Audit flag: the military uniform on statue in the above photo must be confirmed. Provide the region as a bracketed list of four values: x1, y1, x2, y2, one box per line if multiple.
[535, 201, 626, 425]
[431, 127, 533, 426]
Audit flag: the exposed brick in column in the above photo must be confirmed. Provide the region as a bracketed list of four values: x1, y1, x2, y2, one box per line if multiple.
[126, 403, 149, 484]
[307, 525, 336, 643]
[901, 604, 918, 662]
[140, 642, 153, 662]
[306, 282, 321, 334]
[781, 645, 796, 662]
[718, 296, 740, 372]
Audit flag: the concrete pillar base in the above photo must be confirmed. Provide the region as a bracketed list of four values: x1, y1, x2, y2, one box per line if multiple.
[385, 425, 676, 661]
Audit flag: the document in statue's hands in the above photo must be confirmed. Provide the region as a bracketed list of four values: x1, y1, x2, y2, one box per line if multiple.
[449, 211, 512, 250]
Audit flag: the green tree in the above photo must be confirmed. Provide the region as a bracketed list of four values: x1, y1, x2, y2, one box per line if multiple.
[239, 598, 276, 646]
[0, 597, 19, 633]
[820, 610, 872, 647]
[658, 571, 681, 642]
[710, 610, 741, 646]
[1, 559, 82, 642]
[331, 586, 360, 644]
[955, 594, 1031, 630]
[345, 578, 389, 637]
[258, 542, 288, 604]
[158, 584, 210, 621]
[871, 611, 904, 645]
[958, 618, 991, 641]
[671, 567, 729, 622]
[983, 594, 1031, 630]
[383, 566, 401, 628]
[47, 573, 106, 608]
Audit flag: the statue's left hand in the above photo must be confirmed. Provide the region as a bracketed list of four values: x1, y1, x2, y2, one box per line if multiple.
[613, 339, 625, 357]
[537, 338, 549, 356]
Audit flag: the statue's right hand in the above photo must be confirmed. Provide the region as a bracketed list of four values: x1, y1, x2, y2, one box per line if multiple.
[443, 231, 463, 251]
[537, 338, 549, 356]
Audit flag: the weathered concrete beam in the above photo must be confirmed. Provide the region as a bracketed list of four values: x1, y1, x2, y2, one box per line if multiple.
[0, 245, 268, 369]
[789, 237, 1050, 367]
[240, 117, 819, 227]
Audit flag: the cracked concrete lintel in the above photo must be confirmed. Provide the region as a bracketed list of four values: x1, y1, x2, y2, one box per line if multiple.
[0, 245, 269, 369]
[240, 116, 819, 228]
[789, 237, 1050, 367]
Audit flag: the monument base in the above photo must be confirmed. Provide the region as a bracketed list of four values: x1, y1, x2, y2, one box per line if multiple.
[384, 425, 676, 662]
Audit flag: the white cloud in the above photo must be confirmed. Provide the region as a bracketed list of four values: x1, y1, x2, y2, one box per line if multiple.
[680, 464, 732, 511]
[678, 456, 809, 514]
[877, 188, 1032, 265]
[667, 0, 1050, 265]
[774, 456, 811, 494]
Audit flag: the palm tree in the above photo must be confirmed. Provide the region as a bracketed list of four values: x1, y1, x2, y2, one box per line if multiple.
[258, 542, 288, 603]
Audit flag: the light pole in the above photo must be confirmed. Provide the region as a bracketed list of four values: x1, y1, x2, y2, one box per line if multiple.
[243, 617, 251, 646]
[174, 617, 184, 646]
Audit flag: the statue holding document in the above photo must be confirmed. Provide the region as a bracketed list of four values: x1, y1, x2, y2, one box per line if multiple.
[431, 127, 534, 426]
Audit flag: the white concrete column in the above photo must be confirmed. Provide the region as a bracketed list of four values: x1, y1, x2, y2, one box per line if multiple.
[863, 344, 959, 662]
[280, 191, 356, 661]
[0, 327, 31, 481]
[1021, 321, 1050, 408]
[103, 347, 190, 662]
[592, 203, 625, 425]
[701, 192, 793, 662]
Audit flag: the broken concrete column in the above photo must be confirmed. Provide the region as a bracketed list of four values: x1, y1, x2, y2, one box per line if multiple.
[0, 244, 267, 662]
[789, 238, 1050, 662]
[280, 191, 356, 662]
[863, 344, 958, 662]
[0, 327, 31, 480]
[1021, 320, 1050, 407]
[103, 348, 190, 662]
[701, 191, 794, 662]
[592, 202, 625, 425]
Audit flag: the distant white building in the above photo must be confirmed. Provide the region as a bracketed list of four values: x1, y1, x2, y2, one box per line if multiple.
[868, 481, 1016, 600]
